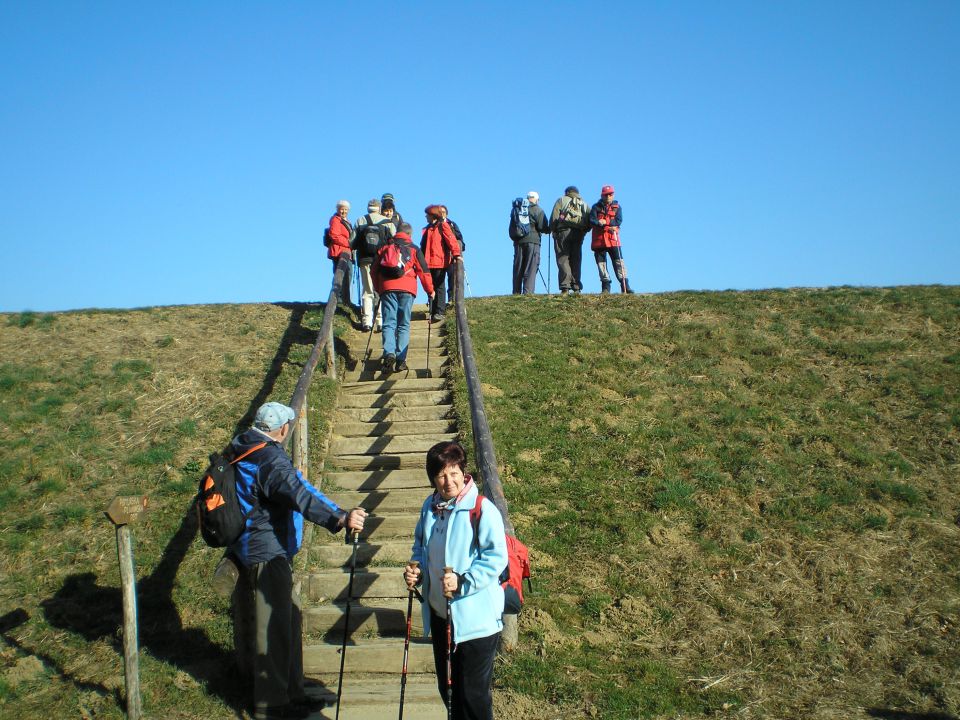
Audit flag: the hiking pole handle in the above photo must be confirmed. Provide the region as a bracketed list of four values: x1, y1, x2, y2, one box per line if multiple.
[443, 565, 455, 600]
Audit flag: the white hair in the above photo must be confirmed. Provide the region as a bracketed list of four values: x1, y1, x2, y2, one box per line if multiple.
[526, 191, 539, 203]
[336, 199, 351, 210]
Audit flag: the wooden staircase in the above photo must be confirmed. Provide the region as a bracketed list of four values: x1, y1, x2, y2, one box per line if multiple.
[300, 305, 450, 719]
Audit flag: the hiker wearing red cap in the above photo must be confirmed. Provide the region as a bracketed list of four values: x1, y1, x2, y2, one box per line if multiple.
[589, 186, 634, 294]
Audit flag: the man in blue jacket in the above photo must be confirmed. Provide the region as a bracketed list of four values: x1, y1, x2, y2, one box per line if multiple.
[230, 401, 366, 720]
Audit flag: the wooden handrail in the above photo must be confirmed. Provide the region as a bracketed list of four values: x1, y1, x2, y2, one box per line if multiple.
[451, 261, 515, 536]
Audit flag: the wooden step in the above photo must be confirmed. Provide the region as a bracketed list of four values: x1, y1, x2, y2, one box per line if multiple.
[324, 468, 430, 492]
[307, 539, 414, 568]
[304, 638, 435, 675]
[338, 390, 450, 409]
[329, 433, 457, 457]
[303, 599, 423, 639]
[311, 512, 419, 542]
[335, 405, 453, 423]
[324, 489, 428, 514]
[334, 419, 455, 438]
[303, 568, 411, 602]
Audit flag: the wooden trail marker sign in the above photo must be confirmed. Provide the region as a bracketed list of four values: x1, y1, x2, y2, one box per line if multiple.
[105, 495, 148, 720]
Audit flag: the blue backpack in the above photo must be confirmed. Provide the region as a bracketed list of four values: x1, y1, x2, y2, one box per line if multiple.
[509, 198, 531, 241]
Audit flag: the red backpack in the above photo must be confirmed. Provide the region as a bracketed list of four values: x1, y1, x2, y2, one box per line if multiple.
[377, 239, 412, 279]
[469, 494, 532, 614]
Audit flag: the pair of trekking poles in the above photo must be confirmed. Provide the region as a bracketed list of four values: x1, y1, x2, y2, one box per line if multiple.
[399, 562, 455, 720]
[362, 298, 434, 378]
[335, 536, 455, 720]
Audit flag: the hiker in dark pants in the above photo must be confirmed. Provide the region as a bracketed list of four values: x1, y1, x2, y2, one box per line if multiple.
[421, 205, 462, 323]
[589, 185, 634, 294]
[229, 401, 367, 720]
[438, 204, 465, 303]
[327, 199, 355, 307]
[550, 185, 591, 294]
[511, 191, 550, 295]
[404, 441, 508, 720]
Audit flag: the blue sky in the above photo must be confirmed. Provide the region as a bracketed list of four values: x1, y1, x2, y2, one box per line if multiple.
[1, 1, 958, 312]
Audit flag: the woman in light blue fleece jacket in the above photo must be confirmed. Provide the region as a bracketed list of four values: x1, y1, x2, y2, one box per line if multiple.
[404, 441, 508, 720]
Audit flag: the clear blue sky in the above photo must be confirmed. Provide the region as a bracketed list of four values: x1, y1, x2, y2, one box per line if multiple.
[1, 1, 958, 312]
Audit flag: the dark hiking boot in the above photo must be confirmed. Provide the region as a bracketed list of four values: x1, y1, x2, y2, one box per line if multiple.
[620, 279, 634, 294]
[381, 354, 395, 371]
[601, 281, 612, 294]
[395, 359, 409, 373]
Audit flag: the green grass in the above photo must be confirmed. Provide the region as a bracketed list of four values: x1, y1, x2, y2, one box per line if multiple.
[455, 285, 960, 718]
[0, 302, 342, 720]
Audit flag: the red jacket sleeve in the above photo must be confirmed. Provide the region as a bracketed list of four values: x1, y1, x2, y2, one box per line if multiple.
[441, 222, 461, 259]
[415, 250, 434, 295]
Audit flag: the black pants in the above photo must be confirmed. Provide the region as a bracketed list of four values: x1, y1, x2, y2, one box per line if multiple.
[512, 242, 540, 295]
[430, 267, 448, 318]
[233, 555, 304, 714]
[430, 612, 499, 720]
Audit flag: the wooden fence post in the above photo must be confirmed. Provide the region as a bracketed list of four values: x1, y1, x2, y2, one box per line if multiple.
[105, 495, 149, 720]
[325, 323, 336, 378]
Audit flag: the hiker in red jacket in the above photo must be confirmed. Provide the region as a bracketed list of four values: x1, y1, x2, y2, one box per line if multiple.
[327, 200, 355, 306]
[589, 185, 633, 294]
[421, 205, 462, 323]
[373, 223, 435, 373]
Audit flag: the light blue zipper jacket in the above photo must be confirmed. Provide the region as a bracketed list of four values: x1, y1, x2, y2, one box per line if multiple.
[411, 480, 508, 644]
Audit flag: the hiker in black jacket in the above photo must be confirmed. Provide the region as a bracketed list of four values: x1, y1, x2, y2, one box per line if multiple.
[230, 401, 366, 720]
[511, 191, 550, 295]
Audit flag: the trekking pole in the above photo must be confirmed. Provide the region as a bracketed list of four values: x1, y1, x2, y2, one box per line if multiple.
[335, 530, 361, 720]
[546, 233, 552, 295]
[425, 308, 433, 379]
[399, 561, 420, 720]
[537, 268, 548, 294]
[443, 565, 454, 720]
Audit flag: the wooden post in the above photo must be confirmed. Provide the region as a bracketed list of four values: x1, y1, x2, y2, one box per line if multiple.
[294, 403, 309, 474]
[325, 322, 336, 378]
[105, 495, 149, 720]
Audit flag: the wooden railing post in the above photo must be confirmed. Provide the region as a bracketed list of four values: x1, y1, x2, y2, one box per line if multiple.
[293, 403, 309, 475]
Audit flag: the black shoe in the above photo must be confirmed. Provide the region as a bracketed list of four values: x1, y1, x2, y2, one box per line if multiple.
[621, 279, 634, 294]
[601, 281, 611, 295]
[361, 323, 372, 332]
[381, 354, 395, 370]
[290, 696, 327, 713]
[395, 360, 408, 372]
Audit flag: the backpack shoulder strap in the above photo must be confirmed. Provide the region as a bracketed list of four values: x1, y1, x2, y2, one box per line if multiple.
[230, 441, 268, 465]
[469, 493, 484, 548]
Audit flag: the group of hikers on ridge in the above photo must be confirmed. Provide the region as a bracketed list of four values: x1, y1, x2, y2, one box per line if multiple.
[324, 193, 463, 374]
[212, 399, 504, 720]
[323, 184, 631, 375]
[510, 184, 634, 296]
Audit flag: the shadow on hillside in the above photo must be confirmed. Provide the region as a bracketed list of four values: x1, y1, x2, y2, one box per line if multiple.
[40, 303, 333, 716]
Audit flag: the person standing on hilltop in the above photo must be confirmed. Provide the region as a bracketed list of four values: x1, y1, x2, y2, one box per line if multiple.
[550, 185, 591, 294]
[326, 199, 355, 307]
[509, 191, 550, 295]
[589, 185, 633, 294]
[421, 205, 462, 323]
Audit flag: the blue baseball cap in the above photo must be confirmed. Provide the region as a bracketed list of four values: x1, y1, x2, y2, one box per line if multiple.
[254, 402, 295, 431]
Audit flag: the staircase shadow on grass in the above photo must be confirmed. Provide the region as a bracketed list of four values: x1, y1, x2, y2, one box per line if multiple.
[39, 303, 332, 717]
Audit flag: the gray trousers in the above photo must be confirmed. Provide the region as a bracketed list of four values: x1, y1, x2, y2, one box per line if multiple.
[553, 228, 587, 291]
[233, 555, 304, 713]
[512, 242, 540, 295]
[594, 246, 628, 284]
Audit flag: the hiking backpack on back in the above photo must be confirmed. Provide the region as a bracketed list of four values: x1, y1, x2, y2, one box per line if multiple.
[509, 198, 531, 241]
[470, 494, 532, 614]
[196, 442, 266, 547]
[378, 239, 412, 280]
[322, 227, 332, 248]
[559, 196, 585, 227]
[357, 215, 387, 257]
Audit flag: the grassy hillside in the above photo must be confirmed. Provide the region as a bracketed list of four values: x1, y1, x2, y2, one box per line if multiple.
[2, 287, 957, 720]
[458, 286, 959, 719]
[0, 303, 342, 719]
